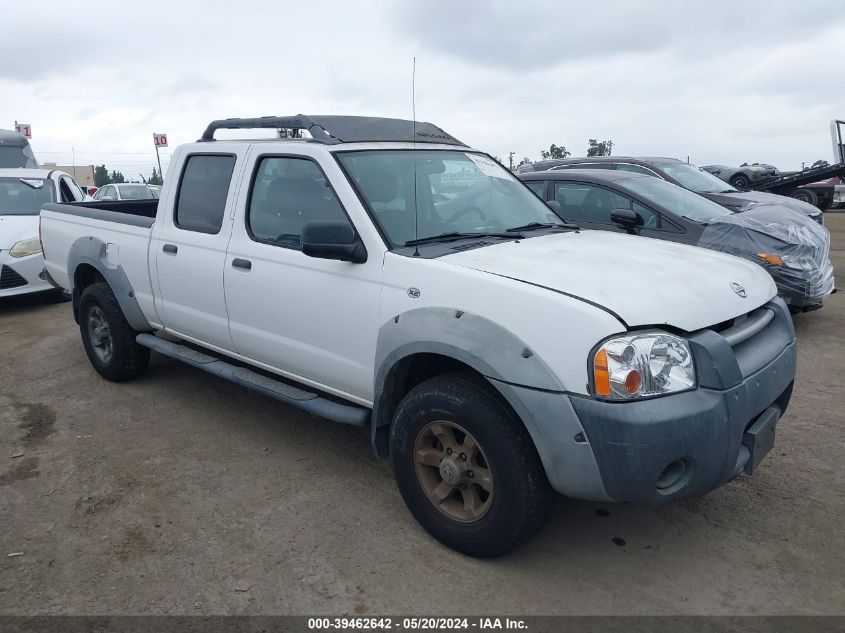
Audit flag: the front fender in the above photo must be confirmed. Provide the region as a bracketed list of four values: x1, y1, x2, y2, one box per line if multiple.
[371, 306, 563, 443]
[370, 307, 607, 498]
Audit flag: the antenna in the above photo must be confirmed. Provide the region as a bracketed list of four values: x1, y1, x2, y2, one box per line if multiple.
[412, 57, 420, 256]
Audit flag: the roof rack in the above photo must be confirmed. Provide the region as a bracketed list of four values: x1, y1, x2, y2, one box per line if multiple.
[199, 114, 466, 146]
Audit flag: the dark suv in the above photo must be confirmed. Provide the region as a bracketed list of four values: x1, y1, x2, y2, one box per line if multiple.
[524, 156, 822, 223]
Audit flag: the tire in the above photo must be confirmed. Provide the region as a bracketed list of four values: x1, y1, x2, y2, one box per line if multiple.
[78, 282, 150, 382]
[390, 372, 554, 557]
[730, 174, 750, 190]
[48, 288, 72, 303]
[790, 188, 819, 207]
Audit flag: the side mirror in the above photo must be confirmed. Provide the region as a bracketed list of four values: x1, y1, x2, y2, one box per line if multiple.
[301, 221, 367, 264]
[546, 200, 562, 214]
[610, 208, 641, 230]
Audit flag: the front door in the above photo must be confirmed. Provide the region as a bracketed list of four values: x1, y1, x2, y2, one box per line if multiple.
[223, 152, 382, 401]
[551, 181, 664, 237]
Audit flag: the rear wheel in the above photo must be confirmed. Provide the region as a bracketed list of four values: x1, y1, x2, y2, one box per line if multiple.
[790, 188, 819, 207]
[390, 372, 554, 557]
[730, 174, 750, 189]
[79, 283, 149, 381]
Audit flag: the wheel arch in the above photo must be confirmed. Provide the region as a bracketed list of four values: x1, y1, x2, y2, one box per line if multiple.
[370, 308, 564, 458]
[68, 236, 153, 332]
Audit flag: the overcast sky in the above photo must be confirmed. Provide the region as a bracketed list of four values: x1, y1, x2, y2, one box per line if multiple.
[2, 0, 843, 179]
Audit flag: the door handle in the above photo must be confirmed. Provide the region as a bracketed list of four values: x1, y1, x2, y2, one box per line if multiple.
[232, 258, 252, 270]
[162, 244, 178, 254]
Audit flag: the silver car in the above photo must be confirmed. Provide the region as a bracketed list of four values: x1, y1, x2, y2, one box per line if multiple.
[702, 163, 779, 189]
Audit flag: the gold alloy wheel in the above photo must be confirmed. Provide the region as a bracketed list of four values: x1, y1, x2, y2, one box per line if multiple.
[413, 420, 494, 523]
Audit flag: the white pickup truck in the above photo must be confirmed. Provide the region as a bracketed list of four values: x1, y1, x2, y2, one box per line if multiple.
[40, 115, 797, 557]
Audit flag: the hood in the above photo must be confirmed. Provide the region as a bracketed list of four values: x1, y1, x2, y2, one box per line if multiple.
[703, 191, 820, 217]
[0, 215, 40, 250]
[440, 230, 776, 332]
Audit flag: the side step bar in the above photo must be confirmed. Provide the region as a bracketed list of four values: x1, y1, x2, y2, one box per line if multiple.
[136, 334, 370, 427]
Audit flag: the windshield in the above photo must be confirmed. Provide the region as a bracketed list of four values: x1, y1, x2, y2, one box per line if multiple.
[660, 163, 736, 193]
[337, 150, 562, 246]
[622, 177, 734, 223]
[118, 184, 155, 200]
[0, 177, 55, 215]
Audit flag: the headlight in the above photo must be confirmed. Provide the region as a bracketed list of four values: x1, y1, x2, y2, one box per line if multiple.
[9, 237, 42, 258]
[591, 332, 695, 400]
[757, 252, 816, 270]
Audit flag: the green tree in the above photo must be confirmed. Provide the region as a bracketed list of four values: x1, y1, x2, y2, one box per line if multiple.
[148, 167, 163, 185]
[540, 144, 571, 160]
[94, 165, 110, 187]
[811, 159, 830, 169]
[110, 170, 126, 184]
[587, 139, 614, 156]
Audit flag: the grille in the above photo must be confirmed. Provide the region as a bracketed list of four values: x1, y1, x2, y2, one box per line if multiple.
[0, 265, 28, 289]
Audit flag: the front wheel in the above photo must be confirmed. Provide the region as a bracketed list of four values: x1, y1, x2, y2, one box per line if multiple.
[390, 372, 554, 557]
[730, 174, 750, 189]
[78, 283, 150, 382]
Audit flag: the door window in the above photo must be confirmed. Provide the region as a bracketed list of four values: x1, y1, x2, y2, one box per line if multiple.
[247, 156, 349, 248]
[554, 182, 659, 227]
[58, 178, 76, 202]
[523, 180, 546, 198]
[616, 163, 657, 176]
[175, 154, 236, 234]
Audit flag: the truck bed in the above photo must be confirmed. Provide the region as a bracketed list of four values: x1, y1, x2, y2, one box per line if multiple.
[49, 199, 159, 219]
[40, 201, 159, 325]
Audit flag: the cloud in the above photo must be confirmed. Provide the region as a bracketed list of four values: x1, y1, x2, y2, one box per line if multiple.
[1, 0, 843, 176]
[391, 0, 842, 70]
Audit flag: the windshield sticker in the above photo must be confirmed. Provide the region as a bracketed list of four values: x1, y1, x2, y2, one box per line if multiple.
[19, 178, 45, 189]
[466, 154, 510, 179]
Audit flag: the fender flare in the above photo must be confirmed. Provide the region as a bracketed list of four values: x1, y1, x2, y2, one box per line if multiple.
[68, 236, 153, 332]
[371, 307, 565, 450]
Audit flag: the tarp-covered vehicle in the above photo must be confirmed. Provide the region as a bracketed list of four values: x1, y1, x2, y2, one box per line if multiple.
[699, 205, 835, 312]
[518, 169, 836, 312]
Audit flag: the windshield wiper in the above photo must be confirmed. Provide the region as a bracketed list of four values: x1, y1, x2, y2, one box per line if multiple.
[404, 232, 523, 247]
[506, 221, 577, 232]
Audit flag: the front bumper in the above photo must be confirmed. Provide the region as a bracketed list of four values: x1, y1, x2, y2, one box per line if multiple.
[0, 250, 53, 298]
[571, 298, 796, 502]
[756, 255, 835, 308]
[496, 298, 796, 503]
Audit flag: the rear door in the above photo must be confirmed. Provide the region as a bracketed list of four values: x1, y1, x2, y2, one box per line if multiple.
[152, 149, 244, 351]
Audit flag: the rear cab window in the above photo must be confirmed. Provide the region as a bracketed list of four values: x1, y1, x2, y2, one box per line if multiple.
[175, 154, 236, 234]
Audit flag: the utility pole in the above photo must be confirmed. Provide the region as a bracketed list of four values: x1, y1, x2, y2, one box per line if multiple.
[508, 151, 515, 171]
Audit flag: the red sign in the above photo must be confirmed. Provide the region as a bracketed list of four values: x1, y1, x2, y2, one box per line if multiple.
[153, 133, 168, 148]
[15, 122, 32, 138]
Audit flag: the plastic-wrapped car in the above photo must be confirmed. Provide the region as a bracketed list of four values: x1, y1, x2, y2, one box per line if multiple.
[519, 169, 835, 312]
[698, 206, 834, 311]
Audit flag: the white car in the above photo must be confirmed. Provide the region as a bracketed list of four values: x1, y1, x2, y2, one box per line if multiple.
[93, 183, 159, 201]
[40, 115, 797, 556]
[1, 168, 86, 297]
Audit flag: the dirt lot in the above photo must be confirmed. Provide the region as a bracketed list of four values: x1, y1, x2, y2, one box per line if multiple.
[1, 215, 844, 616]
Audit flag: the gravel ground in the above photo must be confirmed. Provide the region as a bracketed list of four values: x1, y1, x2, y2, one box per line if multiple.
[1, 214, 844, 616]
